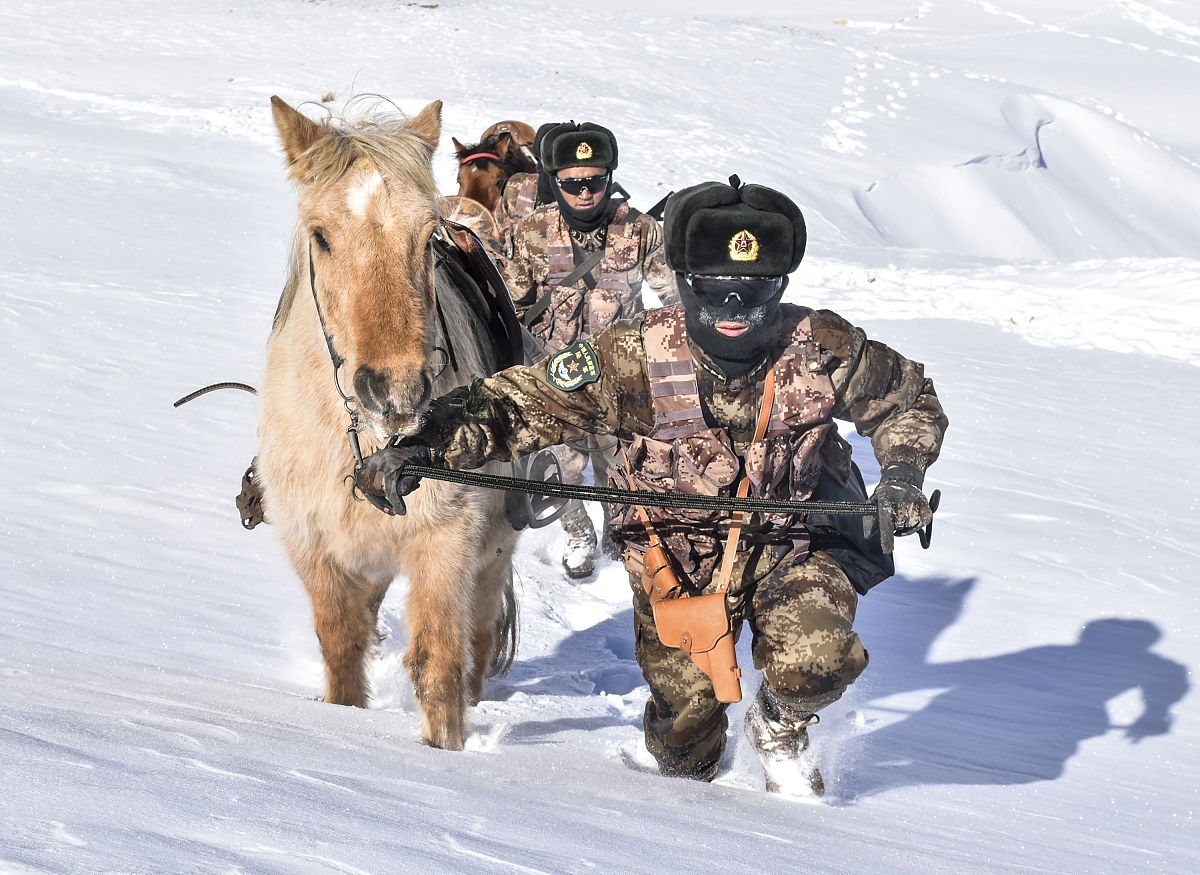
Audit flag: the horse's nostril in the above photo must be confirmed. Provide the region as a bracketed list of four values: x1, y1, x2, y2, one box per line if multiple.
[353, 366, 390, 414]
[353, 366, 431, 424]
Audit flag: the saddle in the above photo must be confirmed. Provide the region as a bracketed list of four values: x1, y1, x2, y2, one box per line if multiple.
[434, 218, 528, 370]
[480, 120, 536, 148]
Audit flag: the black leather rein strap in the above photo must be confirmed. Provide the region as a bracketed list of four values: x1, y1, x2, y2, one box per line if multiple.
[398, 462, 883, 517]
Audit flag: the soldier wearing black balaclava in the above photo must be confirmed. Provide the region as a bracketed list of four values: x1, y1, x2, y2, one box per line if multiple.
[665, 176, 806, 378]
[358, 179, 948, 797]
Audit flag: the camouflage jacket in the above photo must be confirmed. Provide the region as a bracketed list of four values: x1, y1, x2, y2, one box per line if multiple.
[493, 172, 539, 244]
[424, 303, 947, 481]
[502, 201, 679, 355]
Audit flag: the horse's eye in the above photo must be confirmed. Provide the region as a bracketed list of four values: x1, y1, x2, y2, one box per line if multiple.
[312, 228, 331, 253]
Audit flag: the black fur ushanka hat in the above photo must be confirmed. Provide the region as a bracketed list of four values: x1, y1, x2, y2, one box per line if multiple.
[663, 177, 807, 276]
[540, 122, 618, 174]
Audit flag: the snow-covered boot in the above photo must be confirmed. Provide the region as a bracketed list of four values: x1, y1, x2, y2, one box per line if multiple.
[559, 501, 597, 579]
[744, 685, 824, 798]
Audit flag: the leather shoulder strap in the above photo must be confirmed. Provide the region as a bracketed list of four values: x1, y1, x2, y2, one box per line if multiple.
[714, 366, 776, 593]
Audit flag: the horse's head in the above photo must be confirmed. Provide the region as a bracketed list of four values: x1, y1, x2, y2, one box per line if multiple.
[272, 95, 445, 441]
[452, 128, 536, 213]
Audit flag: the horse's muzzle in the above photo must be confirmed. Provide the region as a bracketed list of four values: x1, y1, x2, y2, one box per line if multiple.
[353, 365, 433, 435]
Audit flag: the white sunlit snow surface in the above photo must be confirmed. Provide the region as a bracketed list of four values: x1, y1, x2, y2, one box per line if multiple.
[1, 1, 1197, 872]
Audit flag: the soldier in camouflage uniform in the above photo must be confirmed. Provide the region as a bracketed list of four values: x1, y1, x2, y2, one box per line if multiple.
[504, 122, 678, 578]
[360, 179, 947, 795]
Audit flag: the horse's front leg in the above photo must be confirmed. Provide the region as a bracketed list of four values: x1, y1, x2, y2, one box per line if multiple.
[292, 545, 378, 708]
[400, 524, 479, 750]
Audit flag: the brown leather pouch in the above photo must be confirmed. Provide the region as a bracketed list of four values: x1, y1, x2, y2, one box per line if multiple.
[641, 542, 680, 602]
[653, 593, 743, 703]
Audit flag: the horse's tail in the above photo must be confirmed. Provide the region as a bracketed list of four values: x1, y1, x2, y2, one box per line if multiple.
[488, 566, 518, 678]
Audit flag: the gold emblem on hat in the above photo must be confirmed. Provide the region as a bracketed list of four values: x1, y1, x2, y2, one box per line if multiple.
[729, 229, 759, 261]
[575, 141, 594, 160]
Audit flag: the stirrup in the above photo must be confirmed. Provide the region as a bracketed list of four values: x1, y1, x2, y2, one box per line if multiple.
[504, 448, 567, 529]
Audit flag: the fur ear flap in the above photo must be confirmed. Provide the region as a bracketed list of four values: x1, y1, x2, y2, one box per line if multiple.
[408, 100, 443, 150]
[271, 96, 325, 178]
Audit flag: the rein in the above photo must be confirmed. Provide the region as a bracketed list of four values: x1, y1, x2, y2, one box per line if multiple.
[305, 223, 934, 543]
[392, 463, 885, 518]
[173, 381, 257, 407]
[390, 462, 940, 548]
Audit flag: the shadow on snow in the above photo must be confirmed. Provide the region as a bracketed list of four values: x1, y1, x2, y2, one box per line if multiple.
[840, 576, 1189, 799]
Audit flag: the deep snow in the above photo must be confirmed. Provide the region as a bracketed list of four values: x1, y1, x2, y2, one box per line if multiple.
[1, 1, 1198, 872]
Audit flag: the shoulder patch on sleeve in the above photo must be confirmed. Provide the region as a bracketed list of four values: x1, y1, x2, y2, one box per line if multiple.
[546, 339, 602, 391]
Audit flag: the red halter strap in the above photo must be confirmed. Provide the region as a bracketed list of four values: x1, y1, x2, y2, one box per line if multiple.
[460, 152, 501, 164]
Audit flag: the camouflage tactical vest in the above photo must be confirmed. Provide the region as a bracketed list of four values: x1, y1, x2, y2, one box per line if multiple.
[532, 202, 645, 355]
[611, 305, 853, 588]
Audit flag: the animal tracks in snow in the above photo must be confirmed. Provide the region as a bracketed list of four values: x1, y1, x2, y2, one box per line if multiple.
[825, 57, 929, 155]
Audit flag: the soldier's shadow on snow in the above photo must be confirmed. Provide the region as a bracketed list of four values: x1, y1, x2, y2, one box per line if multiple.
[839, 576, 1189, 800]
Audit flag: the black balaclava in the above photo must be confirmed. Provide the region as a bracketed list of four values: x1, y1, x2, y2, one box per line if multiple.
[678, 274, 788, 378]
[662, 177, 807, 378]
[552, 185, 615, 233]
[540, 122, 619, 233]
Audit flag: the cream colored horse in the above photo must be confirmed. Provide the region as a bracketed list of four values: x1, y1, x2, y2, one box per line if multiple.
[257, 96, 518, 749]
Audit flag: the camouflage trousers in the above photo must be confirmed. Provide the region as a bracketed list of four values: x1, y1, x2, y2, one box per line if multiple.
[630, 546, 868, 780]
[555, 435, 618, 486]
[556, 436, 620, 530]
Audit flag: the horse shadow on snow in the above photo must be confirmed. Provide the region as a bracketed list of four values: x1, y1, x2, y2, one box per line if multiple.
[837, 575, 1189, 799]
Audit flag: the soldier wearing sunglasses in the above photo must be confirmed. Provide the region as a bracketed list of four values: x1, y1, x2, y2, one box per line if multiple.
[361, 178, 948, 796]
[501, 121, 678, 579]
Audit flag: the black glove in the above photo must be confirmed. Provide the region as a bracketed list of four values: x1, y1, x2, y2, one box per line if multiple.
[872, 461, 932, 554]
[355, 439, 434, 516]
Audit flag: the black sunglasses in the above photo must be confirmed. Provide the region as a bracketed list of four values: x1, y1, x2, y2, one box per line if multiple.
[684, 274, 785, 308]
[554, 173, 610, 196]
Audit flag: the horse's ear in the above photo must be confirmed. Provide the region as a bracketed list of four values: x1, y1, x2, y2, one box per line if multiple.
[271, 95, 324, 175]
[493, 137, 512, 159]
[451, 136, 466, 156]
[409, 100, 443, 150]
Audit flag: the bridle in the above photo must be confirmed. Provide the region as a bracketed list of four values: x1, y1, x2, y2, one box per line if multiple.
[458, 151, 501, 165]
[305, 234, 456, 475]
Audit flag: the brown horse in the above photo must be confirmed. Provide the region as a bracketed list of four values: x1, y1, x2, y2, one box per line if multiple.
[452, 120, 536, 213]
[257, 96, 519, 750]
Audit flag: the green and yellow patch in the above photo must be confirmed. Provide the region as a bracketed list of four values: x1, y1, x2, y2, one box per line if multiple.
[546, 339, 601, 391]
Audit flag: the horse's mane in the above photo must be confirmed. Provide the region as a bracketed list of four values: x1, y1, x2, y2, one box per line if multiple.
[430, 267, 500, 396]
[454, 132, 534, 176]
[302, 106, 440, 201]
